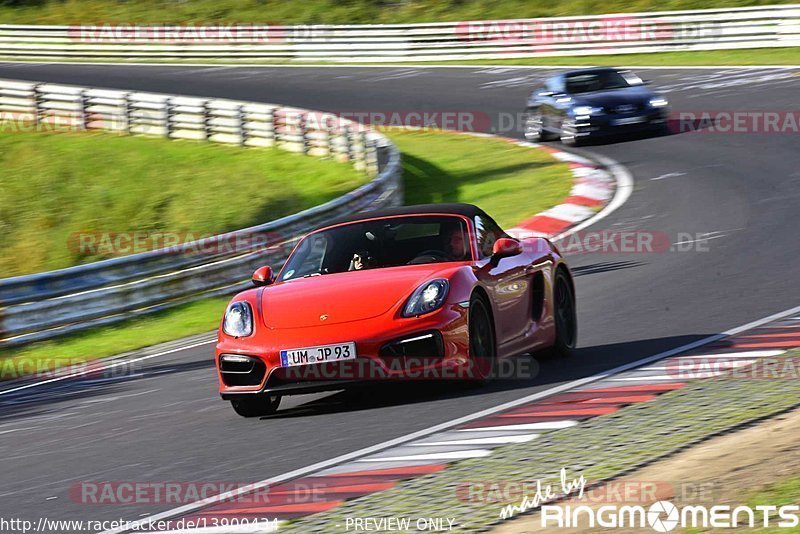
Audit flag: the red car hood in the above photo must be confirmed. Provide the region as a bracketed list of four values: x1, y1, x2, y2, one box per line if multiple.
[261, 264, 460, 329]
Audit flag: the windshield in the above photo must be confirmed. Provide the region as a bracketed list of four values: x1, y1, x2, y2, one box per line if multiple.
[279, 215, 470, 281]
[565, 70, 643, 94]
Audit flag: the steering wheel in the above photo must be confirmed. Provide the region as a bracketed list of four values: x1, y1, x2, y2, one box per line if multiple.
[407, 249, 449, 265]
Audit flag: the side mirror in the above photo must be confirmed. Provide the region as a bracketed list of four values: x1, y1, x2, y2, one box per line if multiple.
[492, 238, 523, 260]
[252, 265, 274, 287]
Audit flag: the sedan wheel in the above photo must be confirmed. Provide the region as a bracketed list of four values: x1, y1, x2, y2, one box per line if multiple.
[553, 270, 577, 356]
[469, 295, 496, 381]
[560, 119, 580, 146]
[230, 395, 281, 417]
[524, 111, 547, 141]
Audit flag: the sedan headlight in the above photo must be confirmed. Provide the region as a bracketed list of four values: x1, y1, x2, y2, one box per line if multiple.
[649, 96, 669, 108]
[223, 301, 253, 337]
[403, 279, 449, 317]
[573, 106, 603, 116]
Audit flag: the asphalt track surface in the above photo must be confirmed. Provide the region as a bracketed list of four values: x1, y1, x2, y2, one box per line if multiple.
[1, 63, 799, 527]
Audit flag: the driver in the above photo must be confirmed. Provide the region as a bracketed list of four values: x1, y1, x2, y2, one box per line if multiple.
[444, 226, 468, 260]
[349, 250, 371, 271]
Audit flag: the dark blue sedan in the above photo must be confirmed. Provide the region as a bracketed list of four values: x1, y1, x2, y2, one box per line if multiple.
[524, 67, 670, 146]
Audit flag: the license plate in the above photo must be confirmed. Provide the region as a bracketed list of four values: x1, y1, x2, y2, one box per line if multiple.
[614, 116, 647, 125]
[280, 342, 357, 367]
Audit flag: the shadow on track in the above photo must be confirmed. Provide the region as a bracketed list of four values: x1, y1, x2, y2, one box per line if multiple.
[0, 359, 213, 420]
[255, 334, 712, 420]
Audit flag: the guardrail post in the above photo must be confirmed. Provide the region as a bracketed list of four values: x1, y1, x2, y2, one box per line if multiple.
[123, 93, 132, 134]
[366, 138, 378, 176]
[355, 128, 367, 167]
[345, 124, 355, 161]
[79, 89, 90, 130]
[322, 114, 334, 158]
[237, 104, 247, 147]
[264, 107, 275, 147]
[164, 98, 174, 138]
[202, 101, 212, 141]
[300, 113, 309, 154]
[32, 83, 43, 128]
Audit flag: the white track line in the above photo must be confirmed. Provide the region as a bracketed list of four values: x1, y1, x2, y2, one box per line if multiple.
[102, 302, 800, 533]
[669, 350, 785, 360]
[411, 435, 538, 446]
[457, 421, 579, 432]
[611, 375, 688, 381]
[639, 360, 755, 371]
[357, 449, 492, 462]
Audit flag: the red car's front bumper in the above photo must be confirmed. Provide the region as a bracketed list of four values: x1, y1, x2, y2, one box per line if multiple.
[215, 304, 471, 398]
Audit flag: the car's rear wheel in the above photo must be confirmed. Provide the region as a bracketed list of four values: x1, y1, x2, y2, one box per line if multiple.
[552, 269, 577, 357]
[469, 294, 496, 382]
[230, 395, 281, 417]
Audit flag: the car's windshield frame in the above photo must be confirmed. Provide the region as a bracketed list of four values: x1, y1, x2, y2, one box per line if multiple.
[564, 69, 643, 95]
[277, 214, 476, 282]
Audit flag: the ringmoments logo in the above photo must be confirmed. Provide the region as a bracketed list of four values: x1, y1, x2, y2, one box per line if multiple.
[498, 469, 800, 531]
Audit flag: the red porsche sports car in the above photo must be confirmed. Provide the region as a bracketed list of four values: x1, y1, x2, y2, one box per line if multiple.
[216, 203, 576, 417]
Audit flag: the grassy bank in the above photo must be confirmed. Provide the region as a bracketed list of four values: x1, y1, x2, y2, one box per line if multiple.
[425, 47, 800, 67]
[0, 0, 793, 24]
[0, 129, 365, 278]
[0, 128, 573, 379]
[4, 47, 797, 68]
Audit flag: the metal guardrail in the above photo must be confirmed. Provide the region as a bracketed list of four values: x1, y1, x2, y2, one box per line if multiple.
[0, 5, 798, 62]
[0, 79, 403, 347]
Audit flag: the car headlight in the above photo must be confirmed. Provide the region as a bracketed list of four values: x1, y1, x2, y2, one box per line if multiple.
[573, 106, 603, 116]
[403, 279, 449, 317]
[649, 96, 669, 108]
[223, 301, 253, 337]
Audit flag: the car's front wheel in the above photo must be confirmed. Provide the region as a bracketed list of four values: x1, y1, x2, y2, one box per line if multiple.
[468, 294, 496, 382]
[230, 395, 281, 417]
[524, 110, 549, 142]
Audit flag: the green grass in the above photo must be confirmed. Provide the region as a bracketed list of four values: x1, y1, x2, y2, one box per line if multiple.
[385, 128, 571, 228]
[0, 128, 572, 379]
[743, 476, 800, 533]
[0, 128, 365, 278]
[420, 47, 800, 67]
[0, 0, 794, 24]
[4, 47, 797, 68]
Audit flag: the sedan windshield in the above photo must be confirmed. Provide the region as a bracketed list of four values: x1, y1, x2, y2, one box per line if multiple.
[280, 215, 470, 281]
[565, 70, 643, 94]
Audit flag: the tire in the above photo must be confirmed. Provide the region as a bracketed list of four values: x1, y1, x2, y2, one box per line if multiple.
[552, 269, 578, 357]
[560, 119, 580, 146]
[230, 395, 281, 417]
[468, 293, 497, 383]
[524, 110, 549, 142]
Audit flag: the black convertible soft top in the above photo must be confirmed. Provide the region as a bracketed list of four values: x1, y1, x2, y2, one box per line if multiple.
[323, 203, 489, 228]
